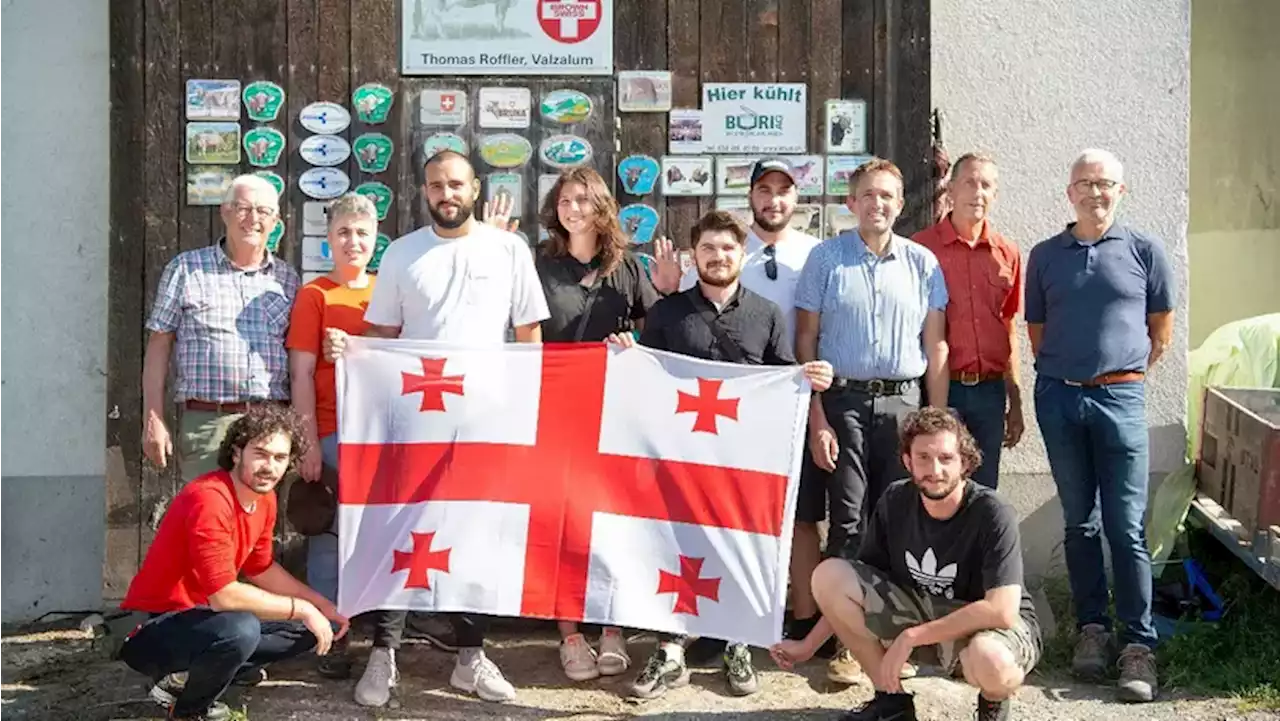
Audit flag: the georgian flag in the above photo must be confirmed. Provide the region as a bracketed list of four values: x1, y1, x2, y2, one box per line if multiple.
[334, 337, 809, 647]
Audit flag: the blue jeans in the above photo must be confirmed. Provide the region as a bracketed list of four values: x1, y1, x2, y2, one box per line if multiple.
[306, 434, 340, 603]
[1034, 377, 1156, 647]
[949, 379, 1007, 489]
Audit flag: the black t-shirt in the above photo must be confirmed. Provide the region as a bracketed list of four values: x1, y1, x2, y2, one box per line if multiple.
[858, 479, 1038, 621]
[639, 285, 795, 366]
[535, 250, 661, 342]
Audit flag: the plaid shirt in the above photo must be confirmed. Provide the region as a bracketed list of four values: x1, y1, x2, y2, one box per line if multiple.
[146, 240, 300, 402]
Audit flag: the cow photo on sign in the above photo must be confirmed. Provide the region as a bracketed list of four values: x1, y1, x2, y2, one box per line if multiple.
[403, 0, 613, 76]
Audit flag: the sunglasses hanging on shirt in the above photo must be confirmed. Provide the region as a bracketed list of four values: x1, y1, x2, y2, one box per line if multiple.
[763, 245, 778, 281]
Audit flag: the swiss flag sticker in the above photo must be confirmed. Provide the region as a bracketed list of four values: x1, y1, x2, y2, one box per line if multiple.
[537, 0, 602, 44]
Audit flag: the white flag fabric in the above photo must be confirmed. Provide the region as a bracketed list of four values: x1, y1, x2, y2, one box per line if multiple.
[335, 337, 809, 648]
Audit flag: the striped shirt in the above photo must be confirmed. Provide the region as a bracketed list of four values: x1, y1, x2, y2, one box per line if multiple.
[795, 230, 948, 380]
[146, 240, 300, 402]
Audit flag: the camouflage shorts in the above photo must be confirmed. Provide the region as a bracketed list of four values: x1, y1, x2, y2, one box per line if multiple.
[849, 561, 1041, 674]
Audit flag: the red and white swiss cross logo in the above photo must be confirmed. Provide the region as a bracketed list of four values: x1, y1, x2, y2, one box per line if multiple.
[537, 0, 602, 44]
[439, 93, 457, 112]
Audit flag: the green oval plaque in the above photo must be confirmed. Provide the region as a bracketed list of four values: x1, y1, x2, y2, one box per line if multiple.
[353, 83, 395, 125]
[353, 133, 394, 174]
[244, 126, 286, 168]
[243, 81, 285, 123]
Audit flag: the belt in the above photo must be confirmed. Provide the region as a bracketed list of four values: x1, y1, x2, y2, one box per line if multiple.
[830, 378, 916, 396]
[1062, 371, 1145, 388]
[183, 399, 284, 413]
[950, 371, 1005, 386]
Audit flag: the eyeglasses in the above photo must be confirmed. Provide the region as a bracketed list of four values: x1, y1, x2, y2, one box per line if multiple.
[232, 203, 279, 219]
[1071, 179, 1119, 194]
[763, 245, 778, 281]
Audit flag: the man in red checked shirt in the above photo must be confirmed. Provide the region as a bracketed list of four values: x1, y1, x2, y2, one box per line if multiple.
[913, 153, 1025, 488]
[116, 406, 349, 721]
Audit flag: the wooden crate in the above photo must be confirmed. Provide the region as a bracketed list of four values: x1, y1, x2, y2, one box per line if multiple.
[1196, 387, 1280, 543]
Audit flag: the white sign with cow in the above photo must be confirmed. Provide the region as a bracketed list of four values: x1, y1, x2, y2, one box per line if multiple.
[402, 0, 613, 76]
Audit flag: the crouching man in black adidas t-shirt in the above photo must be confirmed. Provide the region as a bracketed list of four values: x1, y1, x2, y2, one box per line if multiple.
[770, 407, 1041, 721]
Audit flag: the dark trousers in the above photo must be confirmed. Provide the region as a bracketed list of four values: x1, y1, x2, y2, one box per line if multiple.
[821, 384, 920, 560]
[947, 379, 1008, 489]
[120, 609, 317, 716]
[372, 610, 488, 650]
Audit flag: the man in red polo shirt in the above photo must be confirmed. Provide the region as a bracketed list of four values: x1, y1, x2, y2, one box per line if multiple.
[914, 153, 1025, 488]
[118, 405, 349, 721]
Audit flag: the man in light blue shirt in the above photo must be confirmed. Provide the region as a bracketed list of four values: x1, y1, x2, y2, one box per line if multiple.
[795, 157, 950, 565]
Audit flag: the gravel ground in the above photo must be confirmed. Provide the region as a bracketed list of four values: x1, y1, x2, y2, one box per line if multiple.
[3, 622, 1275, 721]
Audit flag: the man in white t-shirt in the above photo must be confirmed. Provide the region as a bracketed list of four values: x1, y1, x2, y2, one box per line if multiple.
[324, 150, 549, 708]
[676, 158, 835, 664]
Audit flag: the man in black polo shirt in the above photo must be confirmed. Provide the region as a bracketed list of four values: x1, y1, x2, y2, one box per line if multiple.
[612, 210, 833, 700]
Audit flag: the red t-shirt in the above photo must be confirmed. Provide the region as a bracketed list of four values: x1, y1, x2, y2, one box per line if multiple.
[122, 470, 276, 613]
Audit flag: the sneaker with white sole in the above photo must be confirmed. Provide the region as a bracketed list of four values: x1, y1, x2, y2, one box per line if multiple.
[597, 628, 630, 676]
[629, 643, 690, 700]
[560, 633, 600, 681]
[149, 671, 187, 708]
[724, 642, 759, 696]
[354, 647, 398, 708]
[450, 651, 516, 702]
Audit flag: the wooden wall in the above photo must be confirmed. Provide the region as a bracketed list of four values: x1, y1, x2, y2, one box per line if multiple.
[106, 0, 930, 596]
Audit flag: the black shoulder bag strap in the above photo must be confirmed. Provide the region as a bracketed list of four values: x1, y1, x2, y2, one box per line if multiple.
[573, 275, 605, 342]
[689, 293, 747, 363]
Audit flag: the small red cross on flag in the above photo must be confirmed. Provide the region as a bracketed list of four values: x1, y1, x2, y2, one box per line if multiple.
[401, 357, 465, 412]
[391, 531, 452, 590]
[657, 555, 721, 615]
[675, 378, 740, 434]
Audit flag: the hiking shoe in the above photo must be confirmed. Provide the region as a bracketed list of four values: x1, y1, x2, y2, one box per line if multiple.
[597, 628, 630, 676]
[354, 647, 398, 708]
[1117, 643, 1158, 703]
[317, 633, 352, 679]
[788, 615, 837, 659]
[560, 633, 600, 681]
[451, 650, 516, 702]
[232, 666, 266, 686]
[149, 672, 187, 708]
[724, 642, 759, 696]
[167, 701, 231, 721]
[405, 612, 460, 652]
[975, 693, 1011, 721]
[827, 647, 865, 684]
[1071, 624, 1111, 680]
[628, 643, 690, 700]
[839, 691, 917, 721]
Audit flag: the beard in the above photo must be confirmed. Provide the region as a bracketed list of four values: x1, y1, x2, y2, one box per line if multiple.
[697, 264, 740, 288]
[914, 474, 962, 501]
[753, 208, 790, 233]
[238, 465, 282, 495]
[429, 199, 474, 229]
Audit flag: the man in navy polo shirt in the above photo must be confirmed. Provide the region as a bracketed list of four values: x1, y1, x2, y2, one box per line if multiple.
[1026, 148, 1174, 704]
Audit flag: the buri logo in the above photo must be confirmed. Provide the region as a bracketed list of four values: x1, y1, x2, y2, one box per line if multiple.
[537, 0, 602, 44]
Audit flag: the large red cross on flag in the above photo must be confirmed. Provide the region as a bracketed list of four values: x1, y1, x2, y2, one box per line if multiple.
[334, 338, 809, 648]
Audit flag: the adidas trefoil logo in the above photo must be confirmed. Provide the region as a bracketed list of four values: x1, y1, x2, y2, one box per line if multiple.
[905, 548, 957, 599]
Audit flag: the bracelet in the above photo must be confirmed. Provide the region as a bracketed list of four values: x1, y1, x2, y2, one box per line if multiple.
[289, 598, 295, 620]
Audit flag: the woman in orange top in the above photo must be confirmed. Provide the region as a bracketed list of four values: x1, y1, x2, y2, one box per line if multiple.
[286, 192, 378, 678]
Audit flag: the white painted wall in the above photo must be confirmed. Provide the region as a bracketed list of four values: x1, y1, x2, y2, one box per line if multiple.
[1, 0, 111, 620]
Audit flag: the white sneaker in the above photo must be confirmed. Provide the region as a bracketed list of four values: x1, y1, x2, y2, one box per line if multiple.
[450, 651, 516, 702]
[596, 628, 630, 676]
[148, 671, 187, 707]
[560, 633, 600, 681]
[354, 647, 398, 708]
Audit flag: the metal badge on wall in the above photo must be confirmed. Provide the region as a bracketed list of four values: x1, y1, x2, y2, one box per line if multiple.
[266, 221, 284, 253]
[353, 133, 394, 174]
[369, 233, 391, 272]
[421, 132, 466, 159]
[479, 134, 534, 169]
[617, 155, 659, 195]
[618, 203, 660, 245]
[486, 173, 523, 218]
[540, 134, 592, 169]
[299, 167, 351, 200]
[540, 89, 593, 124]
[244, 127, 286, 168]
[352, 83, 395, 125]
[354, 181, 394, 221]
[420, 89, 467, 125]
[186, 79, 240, 120]
[254, 170, 285, 197]
[299, 101, 352, 135]
[299, 135, 351, 167]
[243, 81, 285, 122]
[186, 122, 241, 164]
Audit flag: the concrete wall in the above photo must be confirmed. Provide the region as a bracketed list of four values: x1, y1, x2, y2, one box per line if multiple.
[933, 0, 1192, 578]
[1188, 0, 1280, 349]
[1, 0, 110, 621]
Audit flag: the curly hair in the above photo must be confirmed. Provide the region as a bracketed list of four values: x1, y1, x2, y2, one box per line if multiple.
[216, 404, 311, 474]
[690, 209, 748, 247]
[538, 167, 630, 277]
[898, 406, 983, 476]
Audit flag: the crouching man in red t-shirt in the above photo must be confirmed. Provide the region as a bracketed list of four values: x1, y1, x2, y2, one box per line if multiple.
[119, 405, 350, 721]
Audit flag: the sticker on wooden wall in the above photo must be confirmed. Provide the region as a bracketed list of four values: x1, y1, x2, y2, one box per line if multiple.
[299, 101, 352, 135]
[369, 233, 392, 272]
[790, 203, 822, 236]
[668, 108, 704, 154]
[354, 181, 394, 221]
[186, 79, 240, 120]
[540, 89, 593, 124]
[537, 173, 561, 211]
[186, 165, 236, 206]
[266, 221, 284, 253]
[540, 134, 592, 169]
[618, 203, 660, 245]
[479, 87, 532, 128]
[479, 134, 534, 169]
[303, 201, 331, 235]
[352, 83, 395, 125]
[420, 132, 466, 160]
[823, 204, 857, 238]
[299, 135, 352, 167]
[420, 89, 468, 125]
[617, 71, 673, 112]
[486, 173, 523, 218]
[302, 235, 334, 272]
[354, 133, 395, 174]
[617, 155, 659, 196]
[244, 127, 286, 168]
[783, 155, 825, 196]
[299, 167, 351, 200]
[243, 81, 285, 122]
[661, 156, 713, 197]
[716, 156, 758, 195]
[186, 122, 241, 164]
[826, 155, 873, 197]
[254, 170, 285, 198]
[715, 196, 753, 229]
[825, 99, 868, 154]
